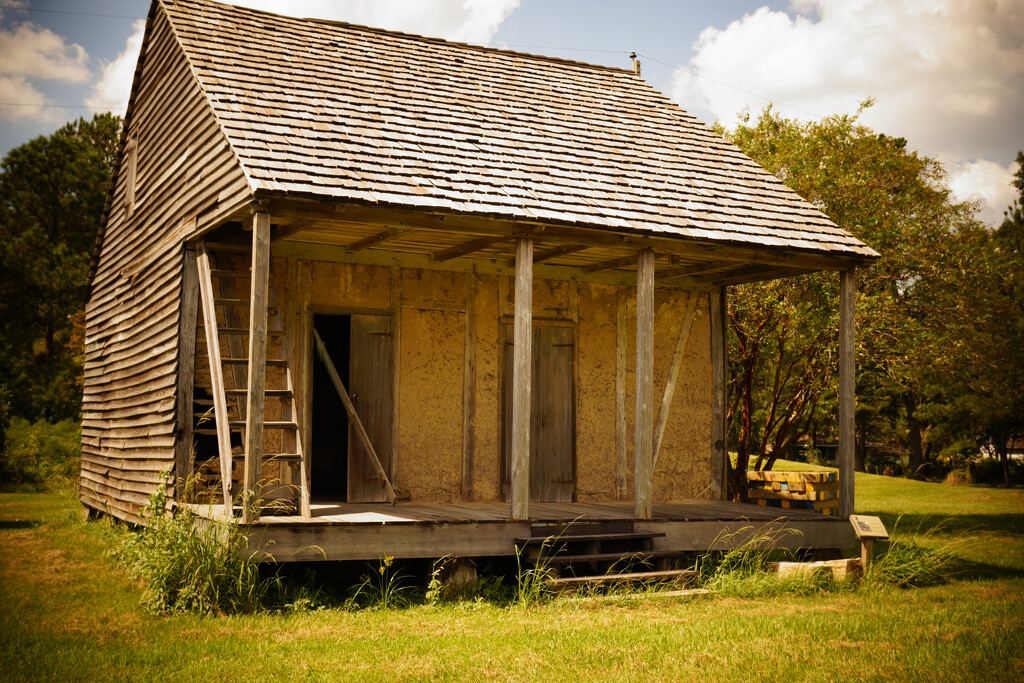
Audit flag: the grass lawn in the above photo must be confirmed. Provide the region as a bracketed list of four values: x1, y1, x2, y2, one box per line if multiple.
[2, 474, 1023, 682]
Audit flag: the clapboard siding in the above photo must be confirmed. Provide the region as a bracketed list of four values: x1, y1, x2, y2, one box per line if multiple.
[81, 2, 251, 520]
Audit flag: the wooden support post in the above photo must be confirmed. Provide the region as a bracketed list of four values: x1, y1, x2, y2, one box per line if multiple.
[710, 287, 728, 501]
[860, 538, 874, 573]
[653, 291, 698, 469]
[174, 246, 199, 504]
[196, 243, 234, 517]
[242, 209, 270, 523]
[634, 248, 654, 519]
[839, 269, 856, 517]
[511, 237, 533, 520]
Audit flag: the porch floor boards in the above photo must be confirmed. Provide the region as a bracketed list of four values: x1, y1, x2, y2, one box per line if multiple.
[187, 499, 827, 526]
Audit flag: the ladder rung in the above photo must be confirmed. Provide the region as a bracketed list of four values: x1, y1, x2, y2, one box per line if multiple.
[227, 452, 302, 462]
[222, 360, 288, 366]
[227, 420, 298, 429]
[209, 269, 251, 278]
[196, 328, 283, 337]
[224, 388, 293, 397]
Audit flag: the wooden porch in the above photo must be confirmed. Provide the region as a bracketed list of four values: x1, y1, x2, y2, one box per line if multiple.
[187, 500, 857, 563]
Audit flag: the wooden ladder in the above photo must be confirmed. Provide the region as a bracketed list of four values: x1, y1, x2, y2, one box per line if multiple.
[194, 243, 304, 516]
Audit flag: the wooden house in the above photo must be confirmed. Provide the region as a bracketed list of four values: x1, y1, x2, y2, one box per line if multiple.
[81, 0, 878, 563]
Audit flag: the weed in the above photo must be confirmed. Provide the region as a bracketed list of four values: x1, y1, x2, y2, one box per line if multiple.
[115, 471, 268, 615]
[865, 516, 966, 588]
[349, 555, 413, 609]
[514, 538, 556, 607]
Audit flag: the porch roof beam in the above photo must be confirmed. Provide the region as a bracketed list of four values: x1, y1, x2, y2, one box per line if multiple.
[433, 235, 509, 262]
[346, 227, 412, 253]
[584, 254, 637, 274]
[271, 218, 317, 241]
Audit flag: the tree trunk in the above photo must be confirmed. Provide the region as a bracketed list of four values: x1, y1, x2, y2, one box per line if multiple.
[904, 393, 925, 479]
[856, 414, 868, 472]
[997, 424, 1010, 488]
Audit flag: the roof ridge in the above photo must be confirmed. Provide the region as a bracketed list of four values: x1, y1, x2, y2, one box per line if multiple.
[167, 0, 640, 78]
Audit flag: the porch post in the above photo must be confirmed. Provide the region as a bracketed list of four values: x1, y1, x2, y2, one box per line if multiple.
[635, 248, 655, 519]
[511, 236, 533, 521]
[709, 286, 728, 501]
[243, 203, 271, 524]
[839, 269, 856, 517]
[174, 246, 199, 504]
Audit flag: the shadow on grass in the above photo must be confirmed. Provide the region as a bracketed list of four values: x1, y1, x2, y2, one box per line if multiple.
[859, 511, 1024, 537]
[0, 520, 38, 530]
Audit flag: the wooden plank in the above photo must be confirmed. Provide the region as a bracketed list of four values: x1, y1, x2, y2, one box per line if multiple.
[174, 245, 199, 502]
[196, 242, 234, 516]
[615, 287, 628, 499]
[583, 254, 636, 274]
[312, 328, 397, 503]
[243, 210, 270, 523]
[297, 261, 313, 516]
[511, 236, 533, 520]
[433, 235, 508, 262]
[347, 314, 394, 503]
[652, 291, 698, 469]
[710, 287, 727, 501]
[839, 269, 856, 517]
[346, 227, 411, 253]
[390, 266, 401, 487]
[709, 266, 810, 287]
[271, 218, 317, 242]
[462, 270, 476, 500]
[658, 260, 733, 280]
[635, 248, 655, 519]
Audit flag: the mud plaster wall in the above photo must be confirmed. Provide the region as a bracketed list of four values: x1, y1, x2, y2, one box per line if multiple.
[291, 258, 711, 504]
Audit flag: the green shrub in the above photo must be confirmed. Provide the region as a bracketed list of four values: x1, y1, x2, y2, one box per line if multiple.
[0, 417, 80, 491]
[116, 474, 268, 615]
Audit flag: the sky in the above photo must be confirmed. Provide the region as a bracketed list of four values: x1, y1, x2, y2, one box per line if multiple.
[0, 0, 1021, 225]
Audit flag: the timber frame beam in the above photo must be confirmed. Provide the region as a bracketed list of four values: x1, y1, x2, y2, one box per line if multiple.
[838, 269, 856, 517]
[634, 248, 655, 519]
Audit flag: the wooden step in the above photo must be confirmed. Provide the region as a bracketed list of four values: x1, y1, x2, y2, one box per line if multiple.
[227, 420, 297, 429]
[546, 568, 697, 594]
[224, 388, 293, 397]
[516, 532, 664, 546]
[541, 550, 685, 566]
[221, 357, 289, 365]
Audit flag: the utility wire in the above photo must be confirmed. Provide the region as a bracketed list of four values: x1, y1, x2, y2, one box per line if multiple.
[0, 5, 142, 20]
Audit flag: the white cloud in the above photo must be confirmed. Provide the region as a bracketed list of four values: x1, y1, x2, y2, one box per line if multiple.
[669, 0, 1024, 225]
[0, 74, 60, 122]
[0, 22, 89, 82]
[85, 19, 145, 114]
[231, 0, 520, 43]
[948, 159, 1019, 226]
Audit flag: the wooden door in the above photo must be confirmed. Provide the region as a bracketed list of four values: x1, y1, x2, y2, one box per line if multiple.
[347, 314, 394, 502]
[503, 324, 575, 502]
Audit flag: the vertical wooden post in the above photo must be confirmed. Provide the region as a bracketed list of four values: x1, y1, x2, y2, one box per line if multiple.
[839, 269, 856, 518]
[174, 246, 199, 503]
[634, 248, 654, 519]
[511, 237, 533, 520]
[243, 207, 271, 523]
[709, 287, 728, 501]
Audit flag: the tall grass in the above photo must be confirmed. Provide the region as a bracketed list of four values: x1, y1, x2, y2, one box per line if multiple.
[115, 472, 268, 615]
[865, 517, 966, 588]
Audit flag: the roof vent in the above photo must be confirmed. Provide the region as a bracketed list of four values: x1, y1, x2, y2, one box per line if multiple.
[630, 51, 641, 76]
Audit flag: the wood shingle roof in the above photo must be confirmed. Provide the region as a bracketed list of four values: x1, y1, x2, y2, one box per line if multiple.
[161, 0, 877, 261]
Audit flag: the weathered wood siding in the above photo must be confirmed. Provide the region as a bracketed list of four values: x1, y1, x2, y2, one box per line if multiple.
[80, 4, 250, 521]
[281, 258, 711, 505]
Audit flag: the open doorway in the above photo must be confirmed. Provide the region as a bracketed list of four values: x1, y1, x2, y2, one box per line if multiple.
[311, 312, 395, 503]
[311, 314, 349, 501]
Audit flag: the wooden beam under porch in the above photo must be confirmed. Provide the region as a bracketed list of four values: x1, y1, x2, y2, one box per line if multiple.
[186, 500, 857, 563]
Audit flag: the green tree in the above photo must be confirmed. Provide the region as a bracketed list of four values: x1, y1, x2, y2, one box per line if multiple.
[718, 102, 990, 496]
[0, 113, 121, 421]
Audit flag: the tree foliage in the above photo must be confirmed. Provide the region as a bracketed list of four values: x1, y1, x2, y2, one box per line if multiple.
[0, 113, 121, 422]
[718, 104, 1021, 495]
